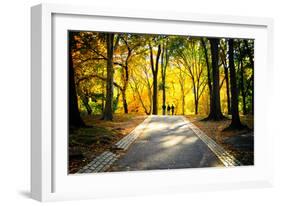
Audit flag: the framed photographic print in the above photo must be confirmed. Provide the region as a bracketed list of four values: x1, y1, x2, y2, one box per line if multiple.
[31, 3, 274, 201]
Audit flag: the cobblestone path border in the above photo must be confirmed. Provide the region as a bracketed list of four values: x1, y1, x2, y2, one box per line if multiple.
[115, 116, 152, 150]
[77, 151, 118, 173]
[76, 116, 152, 173]
[181, 116, 242, 167]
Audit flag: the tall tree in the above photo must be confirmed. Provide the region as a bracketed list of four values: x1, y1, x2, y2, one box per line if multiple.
[174, 61, 192, 115]
[227, 39, 244, 129]
[160, 38, 170, 115]
[201, 38, 213, 114]
[207, 38, 225, 120]
[102, 33, 115, 120]
[117, 34, 143, 114]
[238, 44, 247, 115]
[173, 38, 207, 115]
[220, 40, 231, 115]
[118, 36, 131, 114]
[244, 39, 254, 114]
[149, 40, 161, 115]
[68, 31, 85, 127]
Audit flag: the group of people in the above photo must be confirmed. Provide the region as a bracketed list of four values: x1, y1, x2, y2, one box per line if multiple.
[162, 104, 175, 115]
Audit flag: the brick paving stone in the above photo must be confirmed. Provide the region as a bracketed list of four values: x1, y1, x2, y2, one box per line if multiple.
[181, 116, 242, 167]
[76, 151, 120, 174]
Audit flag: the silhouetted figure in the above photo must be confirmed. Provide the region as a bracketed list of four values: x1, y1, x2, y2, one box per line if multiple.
[167, 105, 171, 115]
[162, 104, 166, 115]
[171, 105, 175, 115]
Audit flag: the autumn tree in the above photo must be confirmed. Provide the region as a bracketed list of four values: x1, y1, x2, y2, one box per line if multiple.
[226, 38, 245, 129]
[206, 38, 225, 120]
[201, 38, 213, 114]
[160, 37, 171, 115]
[68, 31, 85, 127]
[220, 40, 231, 115]
[116, 34, 143, 114]
[102, 33, 115, 120]
[172, 37, 207, 115]
[68, 32, 254, 122]
[244, 39, 254, 114]
[148, 37, 162, 115]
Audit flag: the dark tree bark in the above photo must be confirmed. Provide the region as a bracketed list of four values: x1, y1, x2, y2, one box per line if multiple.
[201, 38, 213, 114]
[220, 45, 231, 115]
[121, 89, 128, 114]
[227, 39, 245, 129]
[102, 33, 115, 120]
[207, 38, 225, 120]
[101, 68, 105, 113]
[81, 96, 92, 115]
[224, 64, 231, 115]
[68, 32, 85, 127]
[160, 43, 167, 115]
[244, 40, 254, 114]
[149, 43, 161, 115]
[120, 37, 132, 114]
[239, 55, 247, 115]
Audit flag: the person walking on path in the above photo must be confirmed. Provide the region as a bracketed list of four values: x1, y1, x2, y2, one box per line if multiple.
[171, 104, 175, 115]
[167, 105, 171, 115]
[162, 104, 166, 115]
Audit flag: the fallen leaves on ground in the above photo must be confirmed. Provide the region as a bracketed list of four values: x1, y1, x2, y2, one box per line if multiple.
[186, 114, 254, 165]
[68, 114, 147, 173]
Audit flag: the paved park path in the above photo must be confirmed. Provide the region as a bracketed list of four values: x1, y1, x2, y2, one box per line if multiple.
[110, 115, 224, 171]
[77, 115, 241, 174]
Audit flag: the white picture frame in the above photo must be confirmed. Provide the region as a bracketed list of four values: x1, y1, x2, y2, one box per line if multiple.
[31, 3, 274, 202]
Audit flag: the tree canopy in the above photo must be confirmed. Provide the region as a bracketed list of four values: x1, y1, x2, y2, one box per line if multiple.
[68, 31, 254, 130]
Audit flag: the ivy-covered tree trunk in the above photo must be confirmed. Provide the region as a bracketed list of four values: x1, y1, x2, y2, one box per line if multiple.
[68, 32, 85, 127]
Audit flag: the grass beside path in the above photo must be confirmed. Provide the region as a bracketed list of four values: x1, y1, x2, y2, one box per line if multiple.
[69, 114, 147, 174]
[186, 114, 254, 165]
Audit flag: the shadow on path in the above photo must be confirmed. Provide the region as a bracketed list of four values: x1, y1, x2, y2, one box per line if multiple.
[110, 116, 224, 172]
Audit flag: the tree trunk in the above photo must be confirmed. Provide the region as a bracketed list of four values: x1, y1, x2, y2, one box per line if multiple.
[195, 100, 199, 115]
[192, 82, 198, 115]
[201, 38, 213, 115]
[68, 32, 85, 127]
[207, 38, 225, 120]
[101, 68, 105, 113]
[179, 81, 185, 115]
[150, 44, 161, 115]
[82, 96, 92, 115]
[121, 40, 131, 114]
[121, 89, 128, 114]
[152, 74, 158, 115]
[182, 94, 185, 115]
[227, 39, 244, 129]
[102, 33, 115, 120]
[122, 64, 129, 114]
[161, 50, 166, 115]
[220, 47, 231, 115]
[244, 40, 254, 114]
[161, 42, 169, 115]
[239, 58, 247, 115]
[162, 81, 166, 115]
[224, 64, 231, 115]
